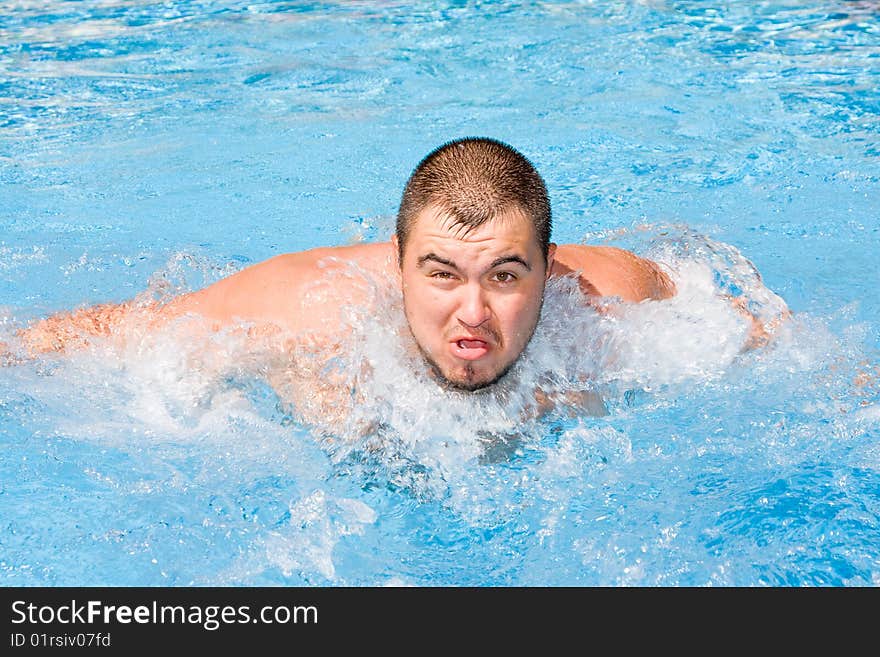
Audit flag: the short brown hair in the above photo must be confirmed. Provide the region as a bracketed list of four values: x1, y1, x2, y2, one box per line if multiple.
[395, 137, 552, 262]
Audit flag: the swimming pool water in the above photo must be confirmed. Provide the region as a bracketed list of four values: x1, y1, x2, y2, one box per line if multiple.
[1, 1, 879, 586]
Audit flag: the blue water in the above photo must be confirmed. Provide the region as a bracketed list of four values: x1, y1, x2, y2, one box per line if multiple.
[1, 1, 879, 586]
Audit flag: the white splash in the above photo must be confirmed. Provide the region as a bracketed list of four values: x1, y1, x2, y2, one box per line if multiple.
[262, 489, 377, 582]
[0, 228, 836, 509]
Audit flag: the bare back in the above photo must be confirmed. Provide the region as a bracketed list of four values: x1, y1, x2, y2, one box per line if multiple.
[162, 241, 673, 334]
[10, 240, 676, 434]
[551, 244, 675, 302]
[16, 240, 673, 357]
[159, 242, 400, 339]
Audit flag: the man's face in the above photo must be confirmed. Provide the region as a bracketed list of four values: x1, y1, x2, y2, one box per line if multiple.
[394, 204, 555, 391]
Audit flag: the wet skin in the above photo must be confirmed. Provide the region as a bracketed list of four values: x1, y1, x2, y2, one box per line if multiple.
[7, 208, 684, 430]
[13, 207, 678, 385]
[393, 206, 555, 391]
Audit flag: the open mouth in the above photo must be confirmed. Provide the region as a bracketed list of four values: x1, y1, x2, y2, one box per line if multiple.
[451, 338, 490, 360]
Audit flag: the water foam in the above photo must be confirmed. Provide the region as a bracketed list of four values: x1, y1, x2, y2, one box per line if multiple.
[4, 227, 875, 562]
[2, 230, 795, 464]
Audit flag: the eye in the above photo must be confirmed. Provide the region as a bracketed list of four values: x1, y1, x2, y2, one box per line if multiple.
[492, 271, 517, 284]
[430, 271, 456, 280]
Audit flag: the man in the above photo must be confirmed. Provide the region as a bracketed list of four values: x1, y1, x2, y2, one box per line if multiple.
[12, 138, 681, 428]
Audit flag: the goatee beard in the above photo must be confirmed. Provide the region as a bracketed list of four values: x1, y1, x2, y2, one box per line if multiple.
[421, 352, 517, 392]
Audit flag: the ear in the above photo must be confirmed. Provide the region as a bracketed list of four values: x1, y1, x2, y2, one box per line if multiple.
[391, 234, 401, 268]
[546, 243, 557, 279]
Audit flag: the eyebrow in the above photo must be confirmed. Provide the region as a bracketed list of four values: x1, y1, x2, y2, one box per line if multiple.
[489, 255, 531, 272]
[417, 252, 456, 268]
[416, 252, 532, 272]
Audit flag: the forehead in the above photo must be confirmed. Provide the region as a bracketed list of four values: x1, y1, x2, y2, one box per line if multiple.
[405, 204, 540, 255]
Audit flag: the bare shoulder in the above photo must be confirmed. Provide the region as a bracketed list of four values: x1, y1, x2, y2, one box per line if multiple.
[230, 241, 394, 279]
[551, 244, 676, 302]
[163, 241, 397, 333]
[300, 241, 397, 277]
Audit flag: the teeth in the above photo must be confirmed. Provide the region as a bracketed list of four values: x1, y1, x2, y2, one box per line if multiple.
[457, 339, 486, 350]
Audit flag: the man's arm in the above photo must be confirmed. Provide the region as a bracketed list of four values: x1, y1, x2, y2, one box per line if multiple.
[15, 300, 143, 355]
[10, 241, 396, 357]
[10, 254, 294, 357]
[552, 243, 790, 351]
[728, 294, 791, 352]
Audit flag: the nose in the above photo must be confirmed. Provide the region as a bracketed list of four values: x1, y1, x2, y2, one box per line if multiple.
[456, 282, 491, 328]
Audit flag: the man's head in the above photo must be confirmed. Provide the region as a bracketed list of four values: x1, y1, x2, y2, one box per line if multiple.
[392, 137, 556, 391]
[395, 137, 552, 264]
